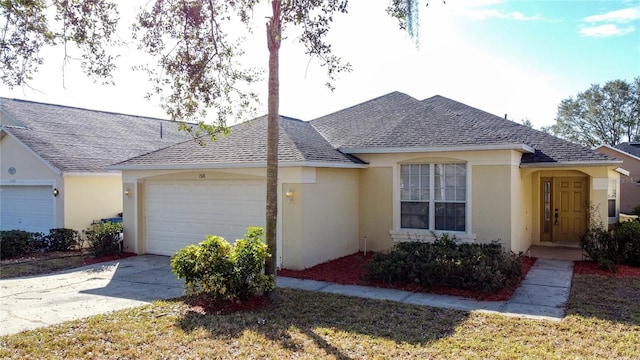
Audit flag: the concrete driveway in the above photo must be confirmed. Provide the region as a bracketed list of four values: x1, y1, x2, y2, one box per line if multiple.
[0, 255, 184, 336]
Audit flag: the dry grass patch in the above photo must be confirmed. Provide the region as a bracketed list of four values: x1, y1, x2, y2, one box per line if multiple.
[1, 274, 639, 360]
[567, 274, 640, 325]
[0, 252, 87, 279]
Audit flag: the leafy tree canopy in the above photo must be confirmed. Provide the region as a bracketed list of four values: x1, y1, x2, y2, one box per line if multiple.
[1, 0, 121, 88]
[544, 78, 640, 147]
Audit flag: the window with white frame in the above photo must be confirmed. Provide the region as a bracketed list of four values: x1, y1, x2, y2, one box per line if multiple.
[400, 163, 467, 232]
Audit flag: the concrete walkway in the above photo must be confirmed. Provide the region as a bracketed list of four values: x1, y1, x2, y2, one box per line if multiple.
[1, 256, 573, 336]
[278, 258, 574, 321]
[0, 255, 184, 336]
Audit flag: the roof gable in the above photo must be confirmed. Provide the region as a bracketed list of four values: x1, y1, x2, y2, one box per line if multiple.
[614, 142, 640, 159]
[0, 98, 191, 173]
[112, 116, 365, 169]
[310, 92, 616, 165]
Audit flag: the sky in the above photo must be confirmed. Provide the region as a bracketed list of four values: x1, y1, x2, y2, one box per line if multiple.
[2, 0, 639, 129]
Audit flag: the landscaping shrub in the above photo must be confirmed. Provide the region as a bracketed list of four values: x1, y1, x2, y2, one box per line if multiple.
[366, 233, 522, 293]
[86, 222, 123, 257]
[171, 226, 275, 301]
[581, 220, 640, 271]
[45, 228, 81, 251]
[580, 225, 621, 272]
[614, 220, 640, 267]
[0, 230, 41, 259]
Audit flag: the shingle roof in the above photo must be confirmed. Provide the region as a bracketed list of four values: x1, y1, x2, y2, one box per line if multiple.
[311, 92, 617, 165]
[614, 142, 640, 158]
[113, 115, 364, 168]
[0, 98, 191, 173]
[22, 92, 616, 171]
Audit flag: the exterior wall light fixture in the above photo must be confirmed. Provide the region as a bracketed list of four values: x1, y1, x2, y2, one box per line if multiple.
[285, 189, 294, 203]
[124, 188, 132, 197]
[52, 188, 59, 197]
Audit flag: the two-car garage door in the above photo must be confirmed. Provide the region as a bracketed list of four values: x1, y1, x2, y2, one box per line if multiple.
[144, 180, 266, 256]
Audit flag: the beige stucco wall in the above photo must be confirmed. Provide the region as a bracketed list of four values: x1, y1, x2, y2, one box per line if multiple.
[358, 167, 394, 252]
[63, 175, 122, 234]
[356, 150, 523, 252]
[118, 152, 619, 265]
[514, 166, 534, 253]
[595, 146, 639, 214]
[122, 166, 359, 270]
[471, 165, 514, 250]
[283, 168, 360, 269]
[0, 131, 64, 229]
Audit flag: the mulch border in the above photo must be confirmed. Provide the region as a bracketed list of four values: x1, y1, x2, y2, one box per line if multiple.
[278, 252, 537, 301]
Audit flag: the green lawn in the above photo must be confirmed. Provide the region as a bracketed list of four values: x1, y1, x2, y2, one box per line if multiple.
[0, 274, 638, 359]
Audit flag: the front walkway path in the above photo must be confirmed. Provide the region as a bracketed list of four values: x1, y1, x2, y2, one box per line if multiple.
[278, 258, 575, 321]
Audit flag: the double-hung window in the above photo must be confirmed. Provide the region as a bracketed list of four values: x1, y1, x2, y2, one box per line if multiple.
[400, 163, 467, 232]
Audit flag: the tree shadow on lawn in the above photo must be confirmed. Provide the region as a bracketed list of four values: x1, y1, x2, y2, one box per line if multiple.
[176, 288, 470, 358]
[565, 268, 640, 326]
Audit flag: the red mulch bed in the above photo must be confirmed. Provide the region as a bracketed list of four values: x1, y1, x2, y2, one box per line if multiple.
[278, 252, 537, 301]
[573, 261, 640, 278]
[83, 252, 137, 265]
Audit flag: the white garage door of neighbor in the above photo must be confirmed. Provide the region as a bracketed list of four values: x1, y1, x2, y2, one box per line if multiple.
[0, 185, 54, 233]
[145, 180, 266, 255]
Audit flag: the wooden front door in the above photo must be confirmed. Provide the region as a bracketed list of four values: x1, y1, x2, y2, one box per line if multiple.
[540, 177, 588, 243]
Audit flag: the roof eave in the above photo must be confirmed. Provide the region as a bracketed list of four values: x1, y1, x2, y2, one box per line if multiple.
[108, 161, 368, 171]
[1, 128, 63, 176]
[615, 167, 630, 176]
[340, 143, 536, 154]
[520, 160, 623, 168]
[594, 144, 640, 162]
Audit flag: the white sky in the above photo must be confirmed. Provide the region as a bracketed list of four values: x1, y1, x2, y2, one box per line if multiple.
[2, 0, 639, 129]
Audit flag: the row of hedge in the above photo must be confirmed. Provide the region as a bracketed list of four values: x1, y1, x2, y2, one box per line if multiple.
[0, 229, 81, 260]
[366, 234, 523, 293]
[0, 222, 124, 260]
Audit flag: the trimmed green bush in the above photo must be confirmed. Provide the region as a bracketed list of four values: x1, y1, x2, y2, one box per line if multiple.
[45, 228, 81, 251]
[366, 233, 523, 293]
[0, 228, 83, 259]
[581, 225, 620, 272]
[581, 220, 640, 271]
[614, 220, 640, 267]
[86, 222, 123, 257]
[171, 227, 275, 301]
[0, 230, 40, 259]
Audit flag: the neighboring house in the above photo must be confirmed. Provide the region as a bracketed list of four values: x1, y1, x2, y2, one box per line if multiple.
[111, 92, 622, 270]
[0, 98, 190, 235]
[595, 143, 640, 215]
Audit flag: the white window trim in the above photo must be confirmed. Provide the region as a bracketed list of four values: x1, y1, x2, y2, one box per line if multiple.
[389, 229, 476, 243]
[391, 162, 475, 242]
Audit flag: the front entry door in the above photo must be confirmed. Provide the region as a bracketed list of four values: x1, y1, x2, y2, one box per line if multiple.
[541, 177, 588, 243]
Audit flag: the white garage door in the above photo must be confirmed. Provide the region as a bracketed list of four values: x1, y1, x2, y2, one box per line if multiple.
[0, 185, 54, 233]
[145, 180, 266, 255]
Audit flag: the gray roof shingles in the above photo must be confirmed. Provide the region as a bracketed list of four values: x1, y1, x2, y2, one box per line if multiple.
[1, 98, 191, 173]
[614, 142, 640, 158]
[114, 115, 364, 167]
[311, 92, 616, 164]
[4, 92, 618, 171]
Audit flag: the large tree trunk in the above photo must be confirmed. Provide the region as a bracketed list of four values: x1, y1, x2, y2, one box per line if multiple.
[265, 0, 281, 299]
